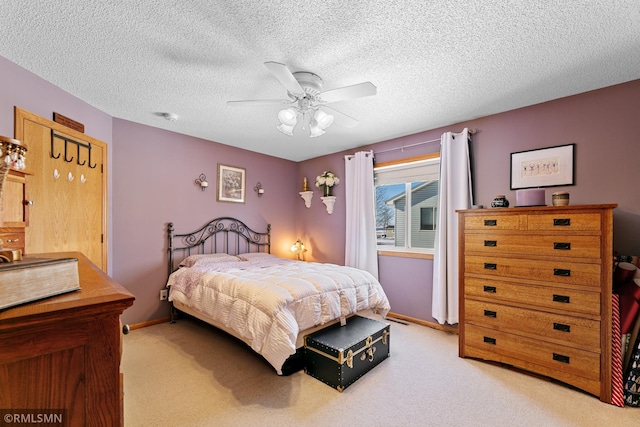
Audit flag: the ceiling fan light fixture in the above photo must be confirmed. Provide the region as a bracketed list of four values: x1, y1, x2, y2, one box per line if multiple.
[278, 108, 298, 126]
[313, 110, 334, 130]
[277, 123, 295, 136]
[229, 62, 372, 139]
[309, 124, 325, 138]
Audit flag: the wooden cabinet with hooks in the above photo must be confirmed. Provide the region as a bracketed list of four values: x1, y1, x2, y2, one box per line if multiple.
[14, 107, 108, 271]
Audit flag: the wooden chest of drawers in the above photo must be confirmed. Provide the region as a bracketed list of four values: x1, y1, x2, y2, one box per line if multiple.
[458, 204, 616, 402]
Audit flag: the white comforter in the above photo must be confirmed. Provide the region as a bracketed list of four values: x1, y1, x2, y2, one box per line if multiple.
[167, 256, 390, 374]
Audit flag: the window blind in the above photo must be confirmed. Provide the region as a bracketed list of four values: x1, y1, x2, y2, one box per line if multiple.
[374, 158, 440, 185]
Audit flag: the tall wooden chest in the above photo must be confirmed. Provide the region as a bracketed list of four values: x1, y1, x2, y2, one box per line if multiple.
[458, 204, 616, 402]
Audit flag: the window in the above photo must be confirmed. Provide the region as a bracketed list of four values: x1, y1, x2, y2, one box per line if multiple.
[420, 207, 437, 231]
[374, 155, 440, 252]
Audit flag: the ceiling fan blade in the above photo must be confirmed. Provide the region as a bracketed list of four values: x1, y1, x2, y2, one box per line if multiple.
[264, 62, 305, 97]
[227, 99, 292, 107]
[320, 105, 359, 128]
[318, 82, 377, 103]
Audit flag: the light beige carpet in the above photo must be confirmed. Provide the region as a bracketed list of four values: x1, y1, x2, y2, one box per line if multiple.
[122, 316, 640, 426]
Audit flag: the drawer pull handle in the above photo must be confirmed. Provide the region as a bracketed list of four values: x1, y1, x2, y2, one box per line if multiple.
[483, 286, 497, 293]
[553, 294, 570, 303]
[553, 353, 570, 364]
[6, 239, 19, 243]
[484, 219, 497, 226]
[553, 323, 571, 333]
[484, 263, 497, 270]
[483, 336, 496, 345]
[484, 240, 497, 247]
[484, 310, 497, 318]
[553, 242, 571, 250]
[553, 218, 571, 226]
[553, 268, 571, 277]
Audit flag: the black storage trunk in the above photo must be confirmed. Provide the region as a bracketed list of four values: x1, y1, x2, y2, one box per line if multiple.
[304, 315, 390, 392]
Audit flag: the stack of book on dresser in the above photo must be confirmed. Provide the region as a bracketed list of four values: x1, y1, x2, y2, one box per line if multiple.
[0, 254, 80, 310]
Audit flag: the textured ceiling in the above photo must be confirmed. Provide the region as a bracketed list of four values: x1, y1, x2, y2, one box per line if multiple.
[1, 1, 639, 161]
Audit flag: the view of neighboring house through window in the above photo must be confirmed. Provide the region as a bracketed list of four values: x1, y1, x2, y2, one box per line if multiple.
[420, 206, 437, 230]
[374, 155, 440, 252]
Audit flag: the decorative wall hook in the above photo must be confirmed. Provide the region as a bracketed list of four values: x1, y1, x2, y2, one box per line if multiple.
[53, 169, 60, 179]
[63, 140, 74, 163]
[77, 144, 86, 166]
[67, 172, 74, 182]
[80, 174, 86, 183]
[50, 131, 61, 159]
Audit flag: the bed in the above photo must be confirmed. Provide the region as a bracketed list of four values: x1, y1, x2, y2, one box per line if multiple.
[166, 217, 391, 375]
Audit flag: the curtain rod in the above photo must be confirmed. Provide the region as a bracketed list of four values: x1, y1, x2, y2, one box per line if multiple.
[373, 128, 476, 155]
[344, 151, 373, 161]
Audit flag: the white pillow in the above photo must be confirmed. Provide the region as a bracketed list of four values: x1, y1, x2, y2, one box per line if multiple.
[179, 253, 241, 267]
[237, 252, 277, 261]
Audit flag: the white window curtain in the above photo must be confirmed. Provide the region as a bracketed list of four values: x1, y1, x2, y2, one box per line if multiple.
[344, 151, 378, 279]
[432, 128, 473, 325]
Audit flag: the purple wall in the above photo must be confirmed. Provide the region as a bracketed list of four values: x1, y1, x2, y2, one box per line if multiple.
[299, 80, 640, 322]
[1, 54, 299, 325]
[0, 55, 117, 272]
[0, 56, 112, 144]
[378, 256, 434, 321]
[3, 53, 639, 325]
[294, 155, 348, 265]
[112, 120, 298, 323]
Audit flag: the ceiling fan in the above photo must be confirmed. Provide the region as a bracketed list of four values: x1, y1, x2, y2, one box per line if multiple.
[227, 62, 377, 137]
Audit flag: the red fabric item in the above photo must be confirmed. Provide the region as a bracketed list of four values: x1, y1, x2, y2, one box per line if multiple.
[618, 280, 640, 334]
[611, 294, 625, 407]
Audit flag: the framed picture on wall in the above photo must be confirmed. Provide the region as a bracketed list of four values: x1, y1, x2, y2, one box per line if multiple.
[217, 164, 246, 203]
[510, 143, 575, 189]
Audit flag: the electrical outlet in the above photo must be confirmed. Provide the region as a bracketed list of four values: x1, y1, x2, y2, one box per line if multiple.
[160, 289, 168, 301]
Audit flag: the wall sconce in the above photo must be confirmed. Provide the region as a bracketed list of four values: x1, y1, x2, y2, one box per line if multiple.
[195, 173, 208, 191]
[290, 239, 307, 261]
[254, 182, 265, 197]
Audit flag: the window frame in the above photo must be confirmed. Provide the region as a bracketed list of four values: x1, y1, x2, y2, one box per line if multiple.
[374, 153, 440, 258]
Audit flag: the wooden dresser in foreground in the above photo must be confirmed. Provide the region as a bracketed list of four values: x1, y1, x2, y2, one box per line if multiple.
[0, 252, 135, 426]
[458, 204, 616, 402]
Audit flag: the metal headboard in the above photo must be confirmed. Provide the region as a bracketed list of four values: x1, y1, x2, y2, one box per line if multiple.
[168, 217, 271, 276]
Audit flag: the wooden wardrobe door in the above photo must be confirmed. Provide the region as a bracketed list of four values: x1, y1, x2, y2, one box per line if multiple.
[78, 139, 104, 268]
[15, 107, 107, 271]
